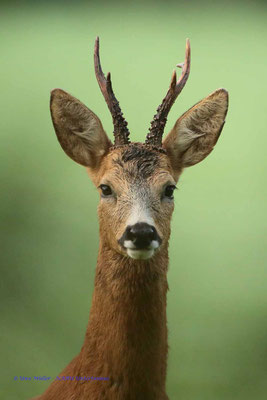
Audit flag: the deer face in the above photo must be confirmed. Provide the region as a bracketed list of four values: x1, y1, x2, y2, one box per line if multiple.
[50, 38, 228, 260]
[92, 144, 179, 259]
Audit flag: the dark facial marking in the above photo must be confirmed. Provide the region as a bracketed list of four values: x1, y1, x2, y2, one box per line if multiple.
[114, 143, 160, 179]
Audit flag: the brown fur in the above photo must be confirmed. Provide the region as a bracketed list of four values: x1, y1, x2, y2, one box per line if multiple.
[36, 248, 169, 400]
[31, 85, 228, 399]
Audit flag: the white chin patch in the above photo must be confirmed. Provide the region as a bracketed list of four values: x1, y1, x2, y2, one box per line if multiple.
[124, 240, 159, 260]
[126, 248, 155, 260]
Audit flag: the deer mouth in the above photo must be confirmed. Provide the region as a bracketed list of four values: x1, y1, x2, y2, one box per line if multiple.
[126, 248, 156, 260]
[122, 240, 160, 260]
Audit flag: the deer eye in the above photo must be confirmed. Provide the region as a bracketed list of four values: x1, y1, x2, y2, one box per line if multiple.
[99, 184, 113, 197]
[164, 185, 176, 199]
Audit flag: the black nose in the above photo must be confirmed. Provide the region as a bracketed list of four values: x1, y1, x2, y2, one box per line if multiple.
[123, 222, 159, 250]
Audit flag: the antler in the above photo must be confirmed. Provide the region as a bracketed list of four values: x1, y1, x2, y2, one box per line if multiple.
[94, 37, 130, 146]
[145, 39, 191, 147]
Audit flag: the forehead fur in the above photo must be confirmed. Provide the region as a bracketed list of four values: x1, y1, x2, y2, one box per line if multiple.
[112, 143, 169, 180]
[91, 142, 177, 185]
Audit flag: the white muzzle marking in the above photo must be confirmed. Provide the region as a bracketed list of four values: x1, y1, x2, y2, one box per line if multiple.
[123, 202, 160, 259]
[124, 240, 159, 260]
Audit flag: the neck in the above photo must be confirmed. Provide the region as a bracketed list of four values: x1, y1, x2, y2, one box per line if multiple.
[78, 241, 169, 399]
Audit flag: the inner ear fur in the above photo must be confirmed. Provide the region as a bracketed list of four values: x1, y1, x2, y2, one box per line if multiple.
[163, 88, 228, 169]
[50, 89, 111, 168]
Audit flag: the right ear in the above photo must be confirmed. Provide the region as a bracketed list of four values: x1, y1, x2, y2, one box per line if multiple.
[50, 89, 111, 169]
[163, 89, 228, 173]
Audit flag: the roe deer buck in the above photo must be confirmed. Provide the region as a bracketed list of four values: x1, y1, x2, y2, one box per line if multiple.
[33, 37, 228, 400]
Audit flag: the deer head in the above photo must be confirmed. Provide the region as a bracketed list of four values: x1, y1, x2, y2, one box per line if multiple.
[50, 37, 228, 260]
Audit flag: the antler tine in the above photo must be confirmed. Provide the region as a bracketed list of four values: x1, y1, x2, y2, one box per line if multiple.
[94, 37, 130, 146]
[145, 39, 191, 147]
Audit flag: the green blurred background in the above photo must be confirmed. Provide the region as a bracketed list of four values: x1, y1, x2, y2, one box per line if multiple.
[1, 0, 267, 399]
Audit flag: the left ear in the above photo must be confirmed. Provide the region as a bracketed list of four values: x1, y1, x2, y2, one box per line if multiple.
[50, 89, 111, 169]
[163, 88, 228, 170]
